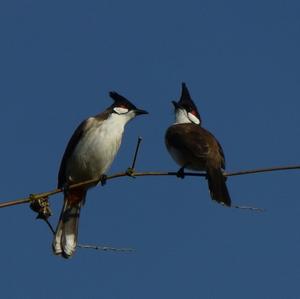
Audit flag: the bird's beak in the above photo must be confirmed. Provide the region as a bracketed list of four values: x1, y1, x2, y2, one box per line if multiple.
[134, 109, 148, 115]
[172, 101, 181, 109]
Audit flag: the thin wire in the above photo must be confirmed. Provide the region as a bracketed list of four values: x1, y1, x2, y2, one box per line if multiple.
[0, 164, 300, 209]
[77, 244, 136, 252]
[131, 136, 143, 170]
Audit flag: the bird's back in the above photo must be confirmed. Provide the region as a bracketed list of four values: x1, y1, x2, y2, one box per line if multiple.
[165, 123, 225, 171]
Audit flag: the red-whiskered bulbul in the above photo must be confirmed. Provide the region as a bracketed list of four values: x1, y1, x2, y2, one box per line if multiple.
[165, 83, 231, 206]
[53, 92, 148, 258]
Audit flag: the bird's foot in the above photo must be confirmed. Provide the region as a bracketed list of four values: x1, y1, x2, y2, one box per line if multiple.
[176, 167, 185, 179]
[99, 174, 107, 186]
[62, 183, 70, 196]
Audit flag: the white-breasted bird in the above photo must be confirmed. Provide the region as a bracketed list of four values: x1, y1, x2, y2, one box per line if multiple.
[53, 91, 148, 258]
[165, 83, 231, 206]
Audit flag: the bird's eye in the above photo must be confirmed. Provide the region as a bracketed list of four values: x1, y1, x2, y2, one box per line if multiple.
[113, 107, 129, 114]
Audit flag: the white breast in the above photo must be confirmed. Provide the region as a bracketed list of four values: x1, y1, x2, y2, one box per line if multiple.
[66, 115, 127, 183]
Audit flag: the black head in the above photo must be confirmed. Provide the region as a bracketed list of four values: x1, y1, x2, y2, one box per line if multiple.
[109, 91, 148, 116]
[172, 83, 202, 124]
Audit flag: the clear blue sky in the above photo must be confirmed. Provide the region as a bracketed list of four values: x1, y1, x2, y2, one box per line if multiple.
[1, 0, 300, 298]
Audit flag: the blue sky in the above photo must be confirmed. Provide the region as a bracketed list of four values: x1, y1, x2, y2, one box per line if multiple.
[0, 0, 300, 298]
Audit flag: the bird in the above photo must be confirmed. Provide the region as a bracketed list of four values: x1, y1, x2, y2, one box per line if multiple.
[165, 82, 231, 206]
[53, 91, 148, 258]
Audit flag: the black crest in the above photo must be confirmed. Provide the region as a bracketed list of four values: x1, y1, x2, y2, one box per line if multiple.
[109, 91, 137, 110]
[177, 83, 201, 121]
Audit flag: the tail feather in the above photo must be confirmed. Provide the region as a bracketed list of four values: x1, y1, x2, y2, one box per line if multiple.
[207, 167, 231, 206]
[52, 203, 65, 255]
[52, 189, 85, 258]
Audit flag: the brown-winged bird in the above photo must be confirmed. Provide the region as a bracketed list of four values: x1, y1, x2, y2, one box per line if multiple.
[53, 92, 148, 258]
[165, 83, 231, 206]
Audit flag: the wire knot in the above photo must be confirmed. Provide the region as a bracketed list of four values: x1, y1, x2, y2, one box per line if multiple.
[29, 195, 52, 220]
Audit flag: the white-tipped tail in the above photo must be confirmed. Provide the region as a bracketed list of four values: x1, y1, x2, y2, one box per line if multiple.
[53, 200, 82, 258]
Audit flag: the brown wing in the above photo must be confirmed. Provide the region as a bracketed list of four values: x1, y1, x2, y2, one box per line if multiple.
[216, 140, 226, 169]
[166, 124, 209, 157]
[166, 123, 225, 169]
[58, 119, 89, 188]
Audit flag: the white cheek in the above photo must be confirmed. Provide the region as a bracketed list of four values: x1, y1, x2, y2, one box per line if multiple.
[111, 110, 136, 123]
[188, 112, 200, 124]
[175, 109, 190, 124]
[113, 107, 129, 114]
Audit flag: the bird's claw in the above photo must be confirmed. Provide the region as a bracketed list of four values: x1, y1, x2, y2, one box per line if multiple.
[99, 174, 107, 186]
[62, 183, 70, 196]
[176, 167, 185, 179]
